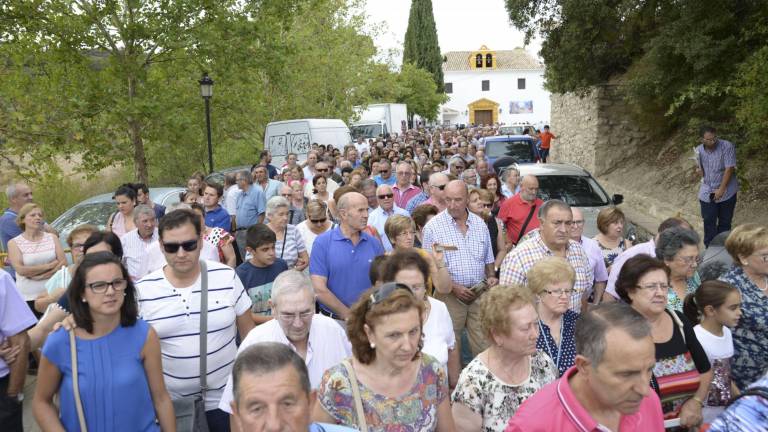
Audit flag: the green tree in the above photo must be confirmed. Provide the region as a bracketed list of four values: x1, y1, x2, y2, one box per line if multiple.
[402, 0, 444, 91]
[396, 64, 447, 122]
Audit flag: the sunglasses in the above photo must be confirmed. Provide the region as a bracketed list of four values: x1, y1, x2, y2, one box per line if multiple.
[369, 282, 413, 305]
[310, 218, 327, 224]
[377, 194, 394, 199]
[431, 184, 447, 191]
[316, 168, 328, 172]
[162, 239, 198, 254]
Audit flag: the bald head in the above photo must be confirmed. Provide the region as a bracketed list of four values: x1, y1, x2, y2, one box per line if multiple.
[519, 175, 540, 203]
[338, 191, 369, 232]
[570, 207, 585, 240]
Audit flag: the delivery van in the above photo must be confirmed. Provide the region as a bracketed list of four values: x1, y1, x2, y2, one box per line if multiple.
[265, 119, 352, 167]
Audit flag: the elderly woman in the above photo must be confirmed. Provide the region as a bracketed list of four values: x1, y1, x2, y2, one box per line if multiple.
[719, 223, 768, 389]
[655, 226, 702, 312]
[381, 250, 460, 388]
[313, 283, 455, 431]
[385, 215, 450, 295]
[33, 252, 175, 431]
[593, 207, 633, 271]
[7, 203, 66, 314]
[500, 166, 520, 198]
[616, 254, 713, 428]
[286, 180, 307, 225]
[265, 196, 309, 270]
[106, 184, 138, 237]
[452, 284, 557, 432]
[527, 256, 579, 377]
[411, 204, 439, 248]
[469, 188, 508, 273]
[295, 199, 333, 257]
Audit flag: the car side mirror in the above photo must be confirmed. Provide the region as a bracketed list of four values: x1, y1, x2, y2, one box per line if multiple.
[612, 194, 624, 205]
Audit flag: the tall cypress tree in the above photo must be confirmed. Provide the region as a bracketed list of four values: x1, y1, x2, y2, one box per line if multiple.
[402, 0, 444, 91]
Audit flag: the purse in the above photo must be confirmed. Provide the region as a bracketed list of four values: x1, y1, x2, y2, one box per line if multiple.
[69, 330, 88, 432]
[341, 359, 368, 432]
[173, 260, 210, 432]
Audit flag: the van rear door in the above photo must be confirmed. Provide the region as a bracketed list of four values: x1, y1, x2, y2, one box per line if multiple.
[265, 121, 312, 166]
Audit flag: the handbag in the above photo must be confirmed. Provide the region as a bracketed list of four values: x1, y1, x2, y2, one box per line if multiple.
[341, 359, 368, 432]
[69, 330, 88, 432]
[173, 260, 211, 432]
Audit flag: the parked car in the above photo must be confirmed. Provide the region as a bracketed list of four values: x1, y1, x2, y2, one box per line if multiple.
[480, 135, 538, 168]
[205, 165, 251, 186]
[51, 187, 184, 256]
[512, 163, 628, 238]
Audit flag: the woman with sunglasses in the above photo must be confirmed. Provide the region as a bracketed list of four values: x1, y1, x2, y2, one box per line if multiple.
[33, 252, 175, 431]
[468, 188, 509, 275]
[296, 199, 333, 256]
[313, 283, 455, 431]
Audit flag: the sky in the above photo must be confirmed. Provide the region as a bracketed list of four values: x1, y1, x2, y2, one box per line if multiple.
[362, 0, 542, 63]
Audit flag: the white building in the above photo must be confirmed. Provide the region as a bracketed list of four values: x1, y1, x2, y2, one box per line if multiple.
[439, 45, 550, 128]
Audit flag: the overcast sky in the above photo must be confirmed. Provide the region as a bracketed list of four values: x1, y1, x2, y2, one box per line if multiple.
[362, 0, 542, 62]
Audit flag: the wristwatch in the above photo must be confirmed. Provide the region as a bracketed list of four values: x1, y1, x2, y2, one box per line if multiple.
[7, 393, 23, 402]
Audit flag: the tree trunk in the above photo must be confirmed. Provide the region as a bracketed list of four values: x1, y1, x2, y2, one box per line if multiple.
[127, 76, 149, 184]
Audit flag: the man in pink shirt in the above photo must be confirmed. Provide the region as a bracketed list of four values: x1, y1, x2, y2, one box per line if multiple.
[392, 161, 421, 209]
[506, 303, 664, 432]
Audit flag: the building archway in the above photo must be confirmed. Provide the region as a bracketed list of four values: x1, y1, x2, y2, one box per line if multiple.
[468, 98, 499, 125]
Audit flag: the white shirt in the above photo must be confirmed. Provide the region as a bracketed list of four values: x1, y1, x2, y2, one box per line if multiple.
[224, 185, 240, 216]
[296, 221, 333, 256]
[693, 325, 734, 366]
[136, 260, 252, 410]
[218, 314, 351, 413]
[303, 166, 316, 183]
[354, 141, 369, 155]
[368, 205, 409, 251]
[422, 297, 456, 367]
[304, 177, 339, 199]
[121, 228, 159, 281]
[145, 240, 220, 274]
[605, 239, 656, 299]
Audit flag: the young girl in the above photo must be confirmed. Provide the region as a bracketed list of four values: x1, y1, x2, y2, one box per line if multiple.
[683, 280, 742, 423]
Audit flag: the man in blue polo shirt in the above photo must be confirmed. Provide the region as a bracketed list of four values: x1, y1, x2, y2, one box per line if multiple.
[310, 192, 384, 321]
[203, 183, 231, 232]
[234, 170, 266, 258]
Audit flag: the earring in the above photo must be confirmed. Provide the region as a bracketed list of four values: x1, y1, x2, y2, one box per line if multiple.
[82, 298, 87, 303]
[370, 343, 376, 349]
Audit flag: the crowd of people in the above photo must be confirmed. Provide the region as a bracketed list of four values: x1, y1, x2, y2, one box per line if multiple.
[0, 123, 765, 432]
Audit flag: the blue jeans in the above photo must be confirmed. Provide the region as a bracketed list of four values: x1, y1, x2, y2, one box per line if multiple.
[700, 193, 737, 247]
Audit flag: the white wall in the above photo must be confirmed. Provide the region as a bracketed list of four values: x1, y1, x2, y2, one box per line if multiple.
[440, 69, 551, 127]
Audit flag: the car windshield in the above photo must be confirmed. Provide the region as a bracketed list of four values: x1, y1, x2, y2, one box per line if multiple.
[485, 139, 535, 162]
[500, 126, 526, 135]
[351, 124, 382, 139]
[537, 175, 610, 206]
[51, 202, 115, 236]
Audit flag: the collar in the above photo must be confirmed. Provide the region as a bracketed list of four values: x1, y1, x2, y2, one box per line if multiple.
[556, 367, 601, 432]
[330, 226, 366, 242]
[393, 183, 416, 191]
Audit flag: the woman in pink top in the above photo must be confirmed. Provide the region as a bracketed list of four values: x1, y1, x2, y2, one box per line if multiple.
[106, 185, 137, 238]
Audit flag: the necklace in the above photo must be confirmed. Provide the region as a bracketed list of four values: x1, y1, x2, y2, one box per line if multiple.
[538, 317, 564, 372]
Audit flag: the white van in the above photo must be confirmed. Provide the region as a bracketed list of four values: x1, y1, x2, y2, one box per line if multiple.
[265, 119, 352, 167]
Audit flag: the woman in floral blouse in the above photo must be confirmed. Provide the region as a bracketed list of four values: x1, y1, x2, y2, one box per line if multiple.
[719, 223, 768, 389]
[655, 226, 702, 312]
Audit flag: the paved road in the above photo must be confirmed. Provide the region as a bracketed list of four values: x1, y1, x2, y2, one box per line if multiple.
[22, 373, 41, 432]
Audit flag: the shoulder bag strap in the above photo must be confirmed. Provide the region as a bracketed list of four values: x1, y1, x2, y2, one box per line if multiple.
[280, 226, 287, 259]
[69, 330, 88, 432]
[199, 260, 208, 398]
[515, 204, 537, 245]
[669, 309, 686, 344]
[341, 359, 368, 432]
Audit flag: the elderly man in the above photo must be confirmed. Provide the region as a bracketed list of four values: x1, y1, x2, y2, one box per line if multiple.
[219, 271, 351, 416]
[446, 155, 466, 177]
[422, 180, 497, 356]
[506, 303, 663, 431]
[373, 159, 395, 186]
[570, 207, 608, 303]
[419, 172, 449, 212]
[499, 200, 593, 312]
[0, 183, 35, 252]
[310, 192, 384, 321]
[203, 182, 231, 232]
[235, 170, 267, 257]
[303, 161, 339, 199]
[136, 209, 254, 431]
[475, 158, 491, 180]
[121, 205, 159, 281]
[226, 343, 356, 432]
[392, 161, 421, 209]
[461, 168, 479, 188]
[344, 147, 360, 168]
[498, 175, 543, 245]
[368, 184, 409, 251]
[302, 150, 319, 182]
[252, 164, 282, 202]
[359, 179, 378, 212]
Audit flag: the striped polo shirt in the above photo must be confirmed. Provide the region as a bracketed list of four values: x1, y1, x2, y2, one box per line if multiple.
[136, 260, 252, 410]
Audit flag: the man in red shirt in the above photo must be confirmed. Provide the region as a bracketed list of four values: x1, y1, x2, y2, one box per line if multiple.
[498, 175, 543, 245]
[539, 125, 557, 163]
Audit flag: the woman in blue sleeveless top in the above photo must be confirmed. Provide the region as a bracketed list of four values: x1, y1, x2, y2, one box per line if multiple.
[33, 252, 175, 431]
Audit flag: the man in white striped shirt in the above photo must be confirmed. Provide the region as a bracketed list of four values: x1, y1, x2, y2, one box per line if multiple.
[136, 209, 254, 432]
[121, 204, 158, 281]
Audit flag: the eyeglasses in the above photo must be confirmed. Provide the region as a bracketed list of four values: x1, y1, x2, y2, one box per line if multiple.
[571, 220, 585, 226]
[431, 184, 447, 191]
[369, 282, 412, 305]
[377, 194, 394, 199]
[544, 288, 574, 297]
[277, 310, 314, 322]
[752, 253, 768, 262]
[162, 239, 199, 254]
[71, 243, 85, 251]
[281, 193, 293, 198]
[479, 203, 492, 208]
[675, 256, 703, 266]
[310, 218, 327, 224]
[637, 283, 670, 292]
[316, 168, 328, 172]
[87, 278, 128, 294]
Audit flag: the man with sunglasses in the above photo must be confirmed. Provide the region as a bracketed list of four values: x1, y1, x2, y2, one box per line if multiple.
[419, 172, 449, 212]
[303, 161, 339, 199]
[369, 184, 409, 251]
[136, 209, 254, 432]
[373, 159, 396, 186]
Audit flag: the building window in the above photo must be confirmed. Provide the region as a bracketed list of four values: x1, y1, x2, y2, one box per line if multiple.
[475, 54, 483, 68]
[518, 78, 526, 89]
[445, 82, 453, 94]
[481, 80, 490, 91]
[485, 54, 493, 67]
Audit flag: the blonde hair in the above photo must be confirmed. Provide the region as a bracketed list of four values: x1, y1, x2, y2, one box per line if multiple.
[480, 284, 534, 338]
[384, 215, 416, 243]
[526, 256, 576, 296]
[725, 223, 768, 265]
[16, 203, 43, 231]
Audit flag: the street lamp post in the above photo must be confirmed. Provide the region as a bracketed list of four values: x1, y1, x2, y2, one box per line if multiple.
[199, 73, 214, 174]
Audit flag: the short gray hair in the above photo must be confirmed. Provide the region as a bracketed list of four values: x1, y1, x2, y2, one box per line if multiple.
[266, 196, 289, 218]
[5, 183, 25, 200]
[575, 303, 651, 366]
[133, 204, 156, 223]
[167, 202, 191, 213]
[538, 199, 571, 219]
[655, 227, 700, 261]
[237, 170, 253, 184]
[231, 342, 311, 404]
[502, 167, 520, 181]
[270, 270, 315, 304]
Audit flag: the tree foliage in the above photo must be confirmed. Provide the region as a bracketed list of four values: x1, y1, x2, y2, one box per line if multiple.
[504, 0, 768, 159]
[402, 0, 444, 91]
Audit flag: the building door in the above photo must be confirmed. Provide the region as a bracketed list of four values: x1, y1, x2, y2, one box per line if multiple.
[474, 110, 493, 126]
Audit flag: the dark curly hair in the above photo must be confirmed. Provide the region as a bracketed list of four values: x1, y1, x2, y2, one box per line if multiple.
[615, 254, 670, 304]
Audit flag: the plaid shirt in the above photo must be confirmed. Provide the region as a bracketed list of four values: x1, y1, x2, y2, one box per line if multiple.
[499, 230, 593, 311]
[422, 209, 494, 287]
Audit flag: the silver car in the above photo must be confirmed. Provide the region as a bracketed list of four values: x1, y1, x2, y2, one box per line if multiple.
[513, 163, 628, 238]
